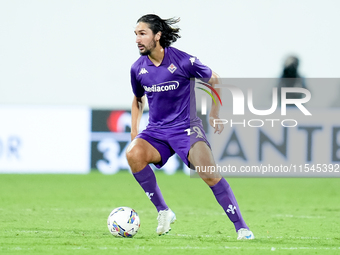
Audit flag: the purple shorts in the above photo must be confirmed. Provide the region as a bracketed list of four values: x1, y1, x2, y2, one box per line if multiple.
[136, 119, 210, 168]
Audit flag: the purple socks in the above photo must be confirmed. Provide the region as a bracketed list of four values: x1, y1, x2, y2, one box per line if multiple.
[210, 178, 248, 232]
[133, 165, 168, 212]
[134, 166, 247, 231]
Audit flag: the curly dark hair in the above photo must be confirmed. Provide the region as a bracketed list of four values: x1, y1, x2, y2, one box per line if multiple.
[137, 14, 181, 48]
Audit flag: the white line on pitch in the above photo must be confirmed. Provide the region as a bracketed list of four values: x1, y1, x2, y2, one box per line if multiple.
[273, 214, 326, 219]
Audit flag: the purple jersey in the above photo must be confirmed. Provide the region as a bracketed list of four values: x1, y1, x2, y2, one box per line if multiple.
[130, 47, 212, 127]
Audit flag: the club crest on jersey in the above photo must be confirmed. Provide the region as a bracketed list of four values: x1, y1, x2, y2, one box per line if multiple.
[167, 63, 177, 73]
[139, 68, 148, 75]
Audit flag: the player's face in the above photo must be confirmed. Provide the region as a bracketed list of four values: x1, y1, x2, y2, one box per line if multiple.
[134, 22, 157, 56]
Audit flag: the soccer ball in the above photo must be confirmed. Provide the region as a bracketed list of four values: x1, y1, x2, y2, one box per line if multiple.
[107, 207, 140, 237]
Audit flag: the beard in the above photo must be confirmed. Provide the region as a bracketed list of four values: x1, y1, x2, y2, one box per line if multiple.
[139, 38, 157, 56]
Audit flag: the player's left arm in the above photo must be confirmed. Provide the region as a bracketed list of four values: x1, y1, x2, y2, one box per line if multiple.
[207, 71, 224, 134]
[183, 53, 224, 134]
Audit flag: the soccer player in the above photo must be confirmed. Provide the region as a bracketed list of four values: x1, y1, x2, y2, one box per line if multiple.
[126, 14, 254, 240]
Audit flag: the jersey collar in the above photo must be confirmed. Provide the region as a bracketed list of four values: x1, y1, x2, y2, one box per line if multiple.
[145, 47, 170, 67]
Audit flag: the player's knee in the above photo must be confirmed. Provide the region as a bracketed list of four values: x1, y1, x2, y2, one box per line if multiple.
[198, 170, 222, 186]
[203, 177, 221, 187]
[126, 144, 147, 165]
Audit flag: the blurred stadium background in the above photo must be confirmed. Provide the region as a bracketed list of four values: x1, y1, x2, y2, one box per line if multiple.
[1, 0, 339, 174]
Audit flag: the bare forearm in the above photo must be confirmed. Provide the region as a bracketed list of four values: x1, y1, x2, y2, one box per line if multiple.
[131, 95, 145, 140]
[208, 71, 221, 117]
[207, 71, 224, 134]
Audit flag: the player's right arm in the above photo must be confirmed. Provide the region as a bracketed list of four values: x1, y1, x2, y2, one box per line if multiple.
[130, 62, 145, 140]
[131, 95, 145, 141]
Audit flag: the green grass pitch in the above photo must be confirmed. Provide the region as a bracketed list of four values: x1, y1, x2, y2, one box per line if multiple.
[1, 171, 339, 255]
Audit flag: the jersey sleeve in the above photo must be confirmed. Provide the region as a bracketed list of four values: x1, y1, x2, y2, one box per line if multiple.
[130, 66, 145, 97]
[182, 55, 212, 82]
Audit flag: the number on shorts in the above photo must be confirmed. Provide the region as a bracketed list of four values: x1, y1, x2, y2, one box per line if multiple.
[184, 126, 203, 138]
